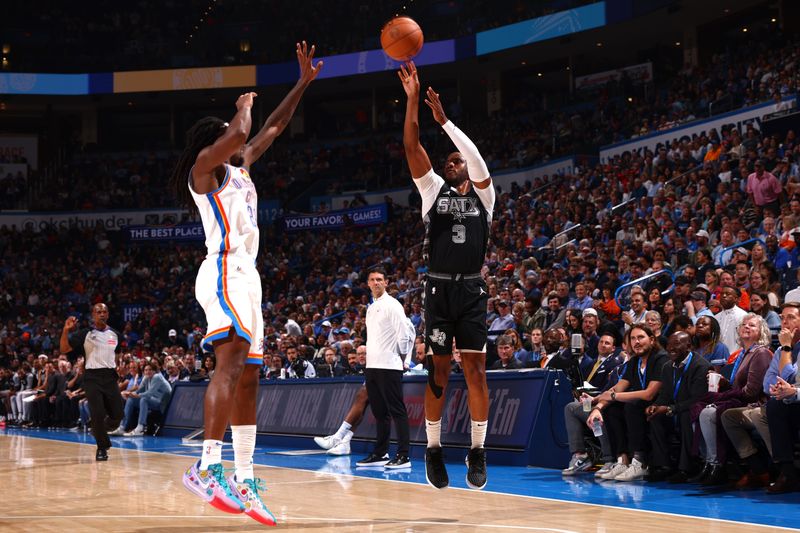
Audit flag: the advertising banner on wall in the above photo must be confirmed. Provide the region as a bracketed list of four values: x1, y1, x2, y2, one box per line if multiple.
[599, 97, 797, 163]
[125, 223, 205, 243]
[282, 204, 387, 232]
[0, 208, 188, 232]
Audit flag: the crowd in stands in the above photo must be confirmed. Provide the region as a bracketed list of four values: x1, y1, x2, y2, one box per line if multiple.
[1, 19, 800, 493]
[21, 28, 799, 213]
[2, 0, 593, 73]
[0, 155, 30, 211]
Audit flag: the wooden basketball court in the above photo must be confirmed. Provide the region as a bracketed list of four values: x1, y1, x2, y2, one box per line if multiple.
[0, 434, 794, 532]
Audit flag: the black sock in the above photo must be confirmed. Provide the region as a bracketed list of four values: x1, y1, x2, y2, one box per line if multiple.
[747, 453, 767, 475]
[780, 462, 797, 480]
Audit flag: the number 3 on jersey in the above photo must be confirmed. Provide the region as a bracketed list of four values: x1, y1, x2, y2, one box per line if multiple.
[452, 224, 466, 243]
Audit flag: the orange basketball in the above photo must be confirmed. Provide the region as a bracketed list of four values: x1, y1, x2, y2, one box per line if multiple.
[380, 16, 424, 62]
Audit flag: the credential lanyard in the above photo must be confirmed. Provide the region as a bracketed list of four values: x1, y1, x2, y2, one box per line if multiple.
[638, 360, 647, 390]
[673, 352, 694, 401]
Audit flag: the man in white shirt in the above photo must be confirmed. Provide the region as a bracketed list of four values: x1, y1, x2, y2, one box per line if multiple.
[714, 286, 748, 353]
[622, 290, 648, 330]
[355, 267, 414, 470]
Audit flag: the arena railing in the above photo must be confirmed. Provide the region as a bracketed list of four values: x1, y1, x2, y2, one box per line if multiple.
[614, 268, 675, 310]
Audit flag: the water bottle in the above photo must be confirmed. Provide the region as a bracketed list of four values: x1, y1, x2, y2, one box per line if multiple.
[591, 419, 603, 437]
[280, 368, 287, 380]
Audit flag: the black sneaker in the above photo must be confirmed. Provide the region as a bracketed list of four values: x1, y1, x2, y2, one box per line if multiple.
[425, 447, 449, 489]
[96, 448, 109, 462]
[356, 453, 390, 467]
[465, 447, 487, 490]
[385, 454, 411, 469]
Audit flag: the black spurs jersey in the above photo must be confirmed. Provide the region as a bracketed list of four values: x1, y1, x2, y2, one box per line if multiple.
[416, 169, 494, 274]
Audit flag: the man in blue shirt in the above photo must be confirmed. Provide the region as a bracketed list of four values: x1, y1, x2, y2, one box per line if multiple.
[123, 362, 173, 436]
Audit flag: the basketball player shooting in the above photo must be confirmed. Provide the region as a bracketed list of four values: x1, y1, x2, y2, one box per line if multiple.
[398, 61, 495, 490]
[170, 41, 322, 525]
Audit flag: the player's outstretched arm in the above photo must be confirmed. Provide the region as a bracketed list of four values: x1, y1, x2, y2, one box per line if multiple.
[398, 61, 433, 179]
[243, 41, 323, 168]
[194, 91, 256, 187]
[425, 87, 491, 190]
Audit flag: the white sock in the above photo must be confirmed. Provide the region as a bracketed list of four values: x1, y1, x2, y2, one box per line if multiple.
[200, 439, 223, 470]
[334, 421, 352, 440]
[340, 429, 353, 442]
[426, 419, 442, 448]
[232, 425, 256, 482]
[471, 420, 488, 450]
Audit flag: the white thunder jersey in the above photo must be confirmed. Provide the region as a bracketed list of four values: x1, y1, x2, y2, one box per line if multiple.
[189, 163, 264, 363]
[190, 163, 259, 263]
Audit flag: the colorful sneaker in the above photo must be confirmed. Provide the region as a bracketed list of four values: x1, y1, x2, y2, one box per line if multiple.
[182, 461, 244, 514]
[230, 476, 277, 526]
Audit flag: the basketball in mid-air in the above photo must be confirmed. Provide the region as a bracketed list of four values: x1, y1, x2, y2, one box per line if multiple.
[380, 16, 424, 62]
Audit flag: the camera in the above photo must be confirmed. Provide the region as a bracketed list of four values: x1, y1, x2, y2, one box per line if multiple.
[570, 333, 583, 359]
[291, 356, 307, 378]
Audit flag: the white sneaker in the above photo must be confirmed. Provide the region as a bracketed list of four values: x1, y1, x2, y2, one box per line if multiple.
[108, 426, 125, 436]
[327, 440, 351, 456]
[614, 459, 648, 481]
[600, 462, 629, 480]
[314, 435, 340, 450]
[595, 462, 616, 478]
[124, 425, 145, 437]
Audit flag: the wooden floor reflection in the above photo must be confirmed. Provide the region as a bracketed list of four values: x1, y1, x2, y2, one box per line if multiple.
[0, 435, 787, 532]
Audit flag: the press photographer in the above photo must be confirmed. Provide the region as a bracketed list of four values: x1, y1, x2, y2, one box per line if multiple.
[286, 345, 316, 379]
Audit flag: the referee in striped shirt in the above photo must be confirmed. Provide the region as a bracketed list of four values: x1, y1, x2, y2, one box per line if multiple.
[60, 303, 124, 461]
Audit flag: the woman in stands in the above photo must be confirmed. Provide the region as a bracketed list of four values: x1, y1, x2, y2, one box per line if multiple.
[688, 314, 772, 485]
[749, 291, 781, 345]
[169, 42, 321, 526]
[659, 296, 678, 335]
[693, 316, 730, 365]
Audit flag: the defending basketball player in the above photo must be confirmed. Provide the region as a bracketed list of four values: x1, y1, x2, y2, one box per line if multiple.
[170, 41, 322, 525]
[398, 61, 495, 490]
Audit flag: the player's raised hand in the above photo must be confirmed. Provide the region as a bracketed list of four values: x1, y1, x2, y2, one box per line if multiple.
[63, 316, 78, 331]
[424, 86, 448, 125]
[236, 92, 257, 110]
[398, 61, 420, 98]
[297, 41, 323, 84]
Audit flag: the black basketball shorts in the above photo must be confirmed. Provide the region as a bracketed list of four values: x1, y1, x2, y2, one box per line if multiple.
[424, 277, 489, 355]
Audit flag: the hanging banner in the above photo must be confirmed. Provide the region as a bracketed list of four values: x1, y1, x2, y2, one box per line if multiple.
[282, 204, 387, 232]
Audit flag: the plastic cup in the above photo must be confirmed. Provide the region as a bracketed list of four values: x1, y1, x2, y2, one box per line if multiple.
[708, 372, 721, 392]
[582, 396, 592, 412]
